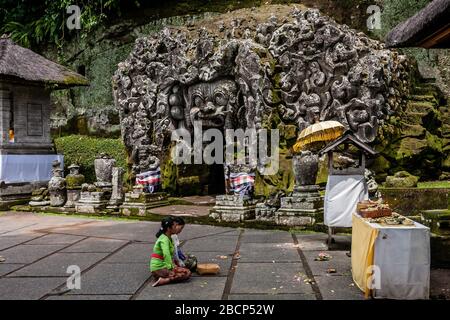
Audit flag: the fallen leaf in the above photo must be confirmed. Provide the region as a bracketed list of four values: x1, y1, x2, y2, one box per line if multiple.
[218, 255, 228, 260]
[0, 256, 5, 263]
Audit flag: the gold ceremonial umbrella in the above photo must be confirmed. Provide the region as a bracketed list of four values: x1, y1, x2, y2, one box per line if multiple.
[293, 121, 345, 153]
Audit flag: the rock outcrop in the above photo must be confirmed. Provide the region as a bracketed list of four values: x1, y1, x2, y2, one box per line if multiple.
[113, 5, 409, 195]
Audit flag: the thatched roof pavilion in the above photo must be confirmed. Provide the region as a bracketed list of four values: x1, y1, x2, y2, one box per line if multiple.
[385, 0, 450, 48]
[0, 35, 88, 209]
[0, 36, 88, 87]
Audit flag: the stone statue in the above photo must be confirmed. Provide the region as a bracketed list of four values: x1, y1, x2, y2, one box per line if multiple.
[94, 153, 116, 187]
[183, 79, 238, 130]
[66, 164, 85, 189]
[107, 167, 125, 208]
[65, 164, 85, 208]
[292, 151, 319, 186]
[365, 169, 380, 199]
[131, 137, 160, 174]
[48, 168, 66, 207]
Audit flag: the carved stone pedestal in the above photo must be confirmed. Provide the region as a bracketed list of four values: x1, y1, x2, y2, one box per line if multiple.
[210, 195, 257, 222]
[275, 185, 324, 226]
[120, 192, 169, 216]
[75, 191, 109, 214]
[64, 189, 81, 208]
[255, 203, 277, 223]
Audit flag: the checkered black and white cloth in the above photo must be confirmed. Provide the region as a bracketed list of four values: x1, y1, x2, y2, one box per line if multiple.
[136, 168, 161, 193]
[229, 172, 255, 196]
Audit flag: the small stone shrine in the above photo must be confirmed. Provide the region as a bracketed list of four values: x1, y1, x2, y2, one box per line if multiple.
[276, 151, 324, 226]
[75, 154, 115, 214]
[48, 167, 66, 207]
[210, 162, 257, 222]
[0, 35, 88, 209]
[64, 164, 85, 208]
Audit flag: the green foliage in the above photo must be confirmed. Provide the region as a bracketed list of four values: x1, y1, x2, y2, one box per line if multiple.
[54, 135, 128, 183]
[0, 0, 123, 48]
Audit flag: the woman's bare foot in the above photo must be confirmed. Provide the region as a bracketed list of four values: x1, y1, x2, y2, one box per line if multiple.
[152, 277, 170, 287]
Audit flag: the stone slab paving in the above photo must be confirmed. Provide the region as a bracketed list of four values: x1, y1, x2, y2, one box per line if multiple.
[182, 235, 239, 253]
[241, 230, 294, 244]
[303, 250, 353, 277]
[46, 295, 132, 300]
[9, 252, 109, 277]
[0, 277, 66, 300]
[61, 238, 128, 253]
[239, 242, 301, 263]
[0, 244, 67, 264]
[0, 234, 45, 251]
[136, 276, 226, 300]
[0, 264, 25, 277]
[1, 211, 446, 300]
[180, 195, 216, 206]
[230, 262, 315, 295]
[103, 243, 154, 264]
[314, 275, 364, 300]
[228, 293, 316, 300]
[25, 234, 85, 245]
[149, 205, 211, 217]
[65, 263, 149, 295]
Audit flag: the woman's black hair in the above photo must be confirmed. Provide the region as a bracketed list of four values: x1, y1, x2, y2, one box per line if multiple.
[173, 216, 185, 225]
[155, 216, 176, 238]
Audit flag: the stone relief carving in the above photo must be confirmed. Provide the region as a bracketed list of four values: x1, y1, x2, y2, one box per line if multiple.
[113, 7, 409, 178]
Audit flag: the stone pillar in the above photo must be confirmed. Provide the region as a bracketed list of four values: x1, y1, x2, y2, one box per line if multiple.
[48, 168, 66, 207]
[276, 151, 324, 226]
[107, 167, 125, 210]
[94, 153, 115, 189]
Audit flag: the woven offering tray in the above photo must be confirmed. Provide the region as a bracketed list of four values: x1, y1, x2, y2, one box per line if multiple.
[196, 263, 220, 275]
[359, 207, 392, 218]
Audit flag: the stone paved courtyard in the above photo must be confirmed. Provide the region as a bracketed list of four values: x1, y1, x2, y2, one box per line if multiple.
[0, 212, 448, 300]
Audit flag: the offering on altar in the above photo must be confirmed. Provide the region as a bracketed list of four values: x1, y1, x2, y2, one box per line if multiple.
[356, 200, 393, 218]
[366, 212, 415, 226]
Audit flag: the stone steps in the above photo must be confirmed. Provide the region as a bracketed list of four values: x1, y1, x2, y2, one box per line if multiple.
[414, 85, 439, 96]
[400, 122, 426, 137]
[411, 94, 437, 103]
[406, 101, 436, 113]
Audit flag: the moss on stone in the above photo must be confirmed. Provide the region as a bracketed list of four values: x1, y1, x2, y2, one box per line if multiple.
[66, 175, 85, 189]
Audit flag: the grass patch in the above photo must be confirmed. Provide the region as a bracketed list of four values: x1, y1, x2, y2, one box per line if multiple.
[417, 181, 450, 189]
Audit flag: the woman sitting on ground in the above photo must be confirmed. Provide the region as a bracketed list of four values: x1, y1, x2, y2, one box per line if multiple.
[150, 216, 191, 287]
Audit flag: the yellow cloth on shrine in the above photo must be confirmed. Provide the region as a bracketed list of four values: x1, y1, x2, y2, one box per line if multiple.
[351, 214, 379, 298]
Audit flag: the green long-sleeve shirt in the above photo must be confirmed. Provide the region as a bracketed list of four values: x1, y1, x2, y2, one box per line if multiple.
[150, 234, 174, 272]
